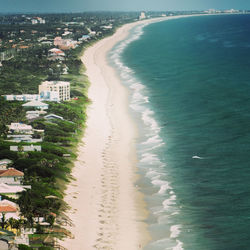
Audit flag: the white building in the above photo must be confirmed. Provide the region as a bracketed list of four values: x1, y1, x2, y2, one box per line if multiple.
[10, 145, 42, 152]
[4, 94, 40, 101]
[0, 183, 27, 199]
[39, 81, 70, 101]
[26, 110, 47, 120]
[0, 159, 12, 170]
[3, 92, 59, 102]
[0, 168, 24, 185]
[22, 100, 49, 110]
[139, 12, 146, 20]
[0, 199, 20, 220]
[31, 19, 38, 25]
[44, 114, 64, 121]
[8, 123, 33, 134]
[6, 134, 43, 143]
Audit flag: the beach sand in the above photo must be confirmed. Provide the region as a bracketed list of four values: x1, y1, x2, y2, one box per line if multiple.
[60, 17, 170, 250]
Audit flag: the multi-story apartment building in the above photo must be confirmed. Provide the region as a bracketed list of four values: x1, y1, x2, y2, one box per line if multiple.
[39, 81, 70, 101]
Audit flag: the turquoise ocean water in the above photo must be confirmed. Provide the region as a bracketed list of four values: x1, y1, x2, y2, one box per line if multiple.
[108, 14, 250, 250]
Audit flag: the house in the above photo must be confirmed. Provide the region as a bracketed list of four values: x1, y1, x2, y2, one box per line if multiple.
[0, 160, 12, 170]
[44, 114, 64, 121]
[6, 134, 43, 143]
[0, 168, 24, 185]
[47, 55, 65, 61]
[54, 37, 77, 50]
[39, 81, 70, 101]
[22, 100, 49, 110]
[3, 94, 40, 101]
[78, 35, 90, 42]
[0, 183, 27, 199]
[10, 145, 42, 152]
[48, 48, 65, 57]
[8, 123, 33, 134]
[0, 199, 20, 220]
[26, 111, 48, 120]
[26, 110, 41, 120]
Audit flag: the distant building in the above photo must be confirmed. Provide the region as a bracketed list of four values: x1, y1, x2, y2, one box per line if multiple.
[0, 199, 20, 220]
[3, 92, 59, 102]
[3, 94, 39, 101]
[31, 19, 38, 25]
[54, 37, 77, 50]
[22, 100, 49, 110]
[26, 110, 47, 120]
[48, 48, 65, 57]
[10, 145, 41, 152]
[139, 12, 146, 20]
[31, 17, 45, 24]
[8, 123, 33, 134]
[39, 81, 70, 101]
[0, 168, 24, 185]
[79, 35, 90, 41]
[44, 114, 64, 121]
[6, 134, 43, 143]
[0, 183, 28, 199]
[0, 159, 12, 170]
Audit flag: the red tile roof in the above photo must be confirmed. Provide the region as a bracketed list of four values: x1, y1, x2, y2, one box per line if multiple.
[0, 205, 16, 213]
[0, 168, 24, 177]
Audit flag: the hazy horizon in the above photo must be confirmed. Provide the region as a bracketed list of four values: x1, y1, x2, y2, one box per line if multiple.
[1, 0, 250, 14]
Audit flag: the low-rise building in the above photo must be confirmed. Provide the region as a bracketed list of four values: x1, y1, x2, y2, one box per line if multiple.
[0, 199, 19, 220]
[26, 110, 47, 120]
[22, 100, 49, 110]
[8, 123, 33, 134]
[48, 48, 65, 57]
[0, 160, 12, 170]
[44, 114, 64, 121]
[0, 183, 27, 199]
[6, 134, 43, 143]
[3, 94, 39, 101]
[54, 37, 77, 50]
[79, 35, 90, 42]
[0, 168, 24, 185]
[10, 145, 42, 152]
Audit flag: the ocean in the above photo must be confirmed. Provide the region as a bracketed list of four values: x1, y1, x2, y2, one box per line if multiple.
[108, 14, 250, 250]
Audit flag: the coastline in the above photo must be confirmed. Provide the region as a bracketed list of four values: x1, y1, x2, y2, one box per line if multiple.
[60, 19, 155, 250]
[61, 15, 200, 249]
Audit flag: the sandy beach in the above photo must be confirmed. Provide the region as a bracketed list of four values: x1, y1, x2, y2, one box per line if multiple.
[61, 16, 175, 250]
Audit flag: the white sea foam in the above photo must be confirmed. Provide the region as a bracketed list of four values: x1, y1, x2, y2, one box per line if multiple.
[163, 195, 177, 210]
[109, 21, 184, 250]
[142, 135, 163, 145]
[172, 240, 184, 250]
[140, 152, 160, 164]
[158, 183, 171, 195]
[170, 225, 182, 238]
[142, 108, 161, 132]
[145, 169, 160, 178]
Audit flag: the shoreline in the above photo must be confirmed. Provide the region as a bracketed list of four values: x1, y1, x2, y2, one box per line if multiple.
[60, 14, 207, 249]
[60, 19, 157, 249]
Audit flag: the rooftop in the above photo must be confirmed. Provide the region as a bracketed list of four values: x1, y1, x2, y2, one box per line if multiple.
[0, 205, 16, 213]
[22, 100, 48, 107]
[0, 168, 24, 177]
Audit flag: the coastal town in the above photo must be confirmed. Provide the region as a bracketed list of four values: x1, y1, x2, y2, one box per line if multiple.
[0, 9, 249, 250]
[0, 11, 134, 250]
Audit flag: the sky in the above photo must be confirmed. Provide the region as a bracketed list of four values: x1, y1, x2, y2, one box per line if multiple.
[1, 0, 250, 13]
